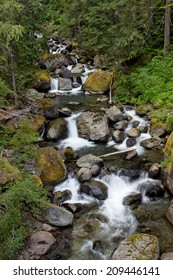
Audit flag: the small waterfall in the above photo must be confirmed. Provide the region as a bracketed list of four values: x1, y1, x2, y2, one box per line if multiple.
[49, 77, 58, 93]
[59, 113, 95, 150]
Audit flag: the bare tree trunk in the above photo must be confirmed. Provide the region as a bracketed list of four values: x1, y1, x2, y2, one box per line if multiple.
[9, 44, 19, 107]
[164, 0, 172, 55]
[145, 0, 153, 28]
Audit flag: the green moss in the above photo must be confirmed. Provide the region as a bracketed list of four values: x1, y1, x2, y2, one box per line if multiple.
[35, 70, 51, 82]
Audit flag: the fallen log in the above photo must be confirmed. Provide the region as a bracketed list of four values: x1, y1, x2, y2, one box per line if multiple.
[99, 147, 136, 158]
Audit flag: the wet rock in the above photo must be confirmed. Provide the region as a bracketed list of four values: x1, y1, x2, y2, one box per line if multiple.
[76, 154, 103, 169]
[113, 120, 128, 130]
[148, 163, 161, 179]
[80, 179, 108, 200]
[166, 199, 173, 226]
[53, 190, 72, 205]
[137, 180, 165, 199]
[140, 137, 162, 149]
[58, 77, 72, 91]
[77, 112, 110, 142]
[126, 138, 137, 147]
[106, 106, 126, 123]
[39, 53, 74, 71]
[91, 165, 101, 176]
[71, 63, 85, 74]
[27, 231, 56, 259]
[127, 128, 141, 138]
[125, 149, 137, 160]
[30, 98, 59, 119]
[77, 167, 92, 182]
[132, 121, 140, 128]
[92, 240, 104, 255]
[139, 125, 149, 133]
[0, 157, 21, 187]
[123, 193, 142, 206]
[83, 70, 112, 93]
[43, 203, 73, 226]
[35, 147, 67, 185]
[113, 130, 125, 143]
[59, 66, 72, 78]
[119, 169, 140, 179]
[161, 252, 173, 260]
[112, 233, 159, 260]
[46, 118, 67, 141]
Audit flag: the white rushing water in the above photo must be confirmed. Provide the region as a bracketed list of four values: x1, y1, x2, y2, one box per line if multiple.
[59, 113, 96, 150]
[107, 108, 151, 155]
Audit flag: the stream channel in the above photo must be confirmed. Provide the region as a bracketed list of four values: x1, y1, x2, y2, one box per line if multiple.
[40, 41, 173, 260]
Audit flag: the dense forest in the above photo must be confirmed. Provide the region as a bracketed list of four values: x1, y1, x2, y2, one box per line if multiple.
[1, 0, 173, 260]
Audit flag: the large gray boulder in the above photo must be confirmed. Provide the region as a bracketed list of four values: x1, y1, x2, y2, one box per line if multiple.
[76, 154, 103, 168]
[43, 203, 73, 226]
[46, 118, 67, 140]
[77, 111, 110, 142]
[106, 106, 126, 123]
[80, 179, 108, 200]
[58, 77, 72, 91]
[112, 233, 159, 260]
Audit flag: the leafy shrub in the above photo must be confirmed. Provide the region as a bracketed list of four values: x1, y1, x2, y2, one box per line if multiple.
[0, 176, 48, 259]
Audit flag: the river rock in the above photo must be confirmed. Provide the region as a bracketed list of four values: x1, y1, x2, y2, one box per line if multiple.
[76, 154, 103, 168]
[58, 77, 72, 91]
[35, 147, 67, 185]
[80, 179, 108, 200]
[106, 106, 126, 123]
[140, 137, 162, 149]
[82, 70, 112, 93]
[123, 193, 142, 206]
[91, 165, 101, 176]
[112, 233, 159, 260]
[113, 120, 128, 130]
[166, 199, 173, 226]
[137, 180, 165, 199]
[126, 138, 137, 147]
[113, 130, 125, 143]
[126, 149, 137, 160]
[34, 71, 51, 92]
[43, 203, 73, 226]
[161, 252, 173, 260]
[119, 169, 140, 179]
[0, 157, 21, 187]
[27, 231, 56, 259]
[46, 118, 67, 140]
[53, 190, 72, 205]
[77, 112, 110, 142]
[132, 121, 140, 128]
[148, 163, 161, 179]
[59, 66, 72, 78]
[127, 128, 141, 138]
[30, 98, 59, 119]
[151, 125, 166, 138]
[39, 53, 74, 71]
[139, 125, 149, 133]
[71, 63, 85, 74]
[77, 167, 92, 182]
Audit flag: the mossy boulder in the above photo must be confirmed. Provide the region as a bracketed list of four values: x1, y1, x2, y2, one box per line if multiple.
[46, 118, 67, 140]
[30, 98, 59, 119]
[112, 233, 159, 260]
[35, 147, 67, 185]
[27, 115, 46, 133]
[34, 71, 51, 92]
[162, 132, 173, 195]
[82, 70, 112, 93]
[0, 157, 22, 187]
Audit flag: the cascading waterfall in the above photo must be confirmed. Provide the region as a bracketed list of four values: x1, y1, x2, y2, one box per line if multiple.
[59, 113, 95, 150]
[50, 77, 58, 93]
